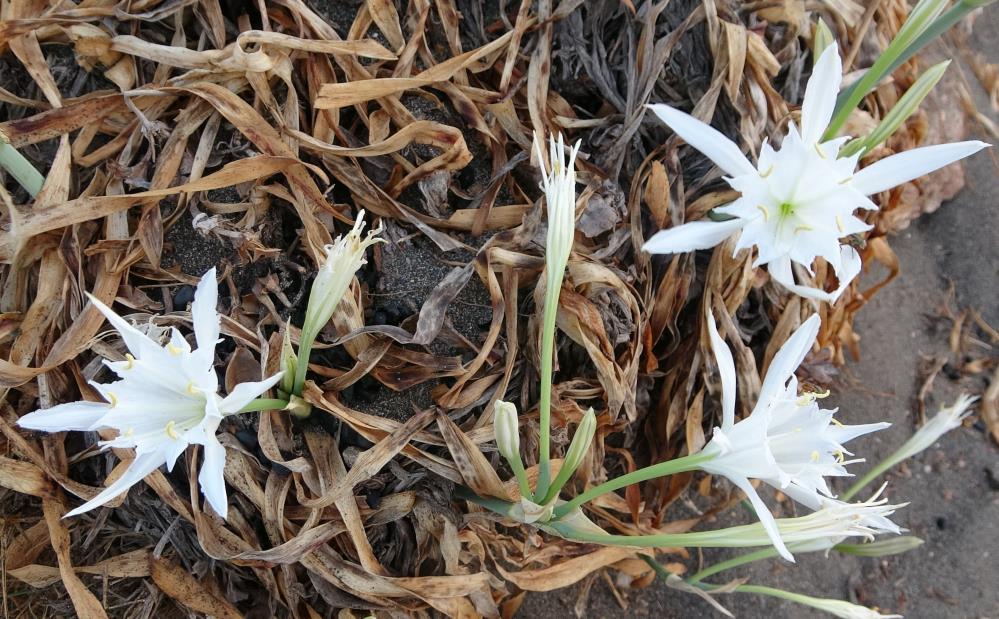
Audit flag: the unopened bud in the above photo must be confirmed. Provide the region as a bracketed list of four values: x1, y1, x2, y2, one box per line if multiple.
[493, 400, 521, 464]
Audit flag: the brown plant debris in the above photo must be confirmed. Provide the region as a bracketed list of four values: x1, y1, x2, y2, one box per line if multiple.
[0, 1, 982, 617]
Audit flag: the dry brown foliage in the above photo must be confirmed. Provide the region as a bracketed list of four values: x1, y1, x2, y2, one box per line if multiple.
[0, 0, 986, 617]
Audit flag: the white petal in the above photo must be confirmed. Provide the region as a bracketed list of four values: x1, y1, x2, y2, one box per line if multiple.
[647, 104, 756, 177]
[830, 245, 863, 302]
[829, 420, 891, 445]
[768, 254, 854, 303]
[218, 372, 285, 415]
[643, 217, 744, 255]
[800, 45, 842, 144]
[706, 311, 737, 431]
[64, 451, 165, 517]
[852, 141, 990, 195]
[758, 309, 821, 409]
[730, 475, 793, 561]
[191, 268, 221, 351]
[86, 294, 163, 360]
[198, 436, 229, 519]
[17, 401, 108, 432]
[780, 481, 824, 511]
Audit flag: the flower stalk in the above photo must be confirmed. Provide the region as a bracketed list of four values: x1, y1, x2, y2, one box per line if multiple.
[533, 133, 580, 498]
[551, 451, 713, 519]
[842, 394, 976, 501]
[291, 211, 383, 404]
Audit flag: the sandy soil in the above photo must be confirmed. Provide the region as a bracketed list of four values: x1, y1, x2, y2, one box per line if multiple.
[520, 12, 999, 619]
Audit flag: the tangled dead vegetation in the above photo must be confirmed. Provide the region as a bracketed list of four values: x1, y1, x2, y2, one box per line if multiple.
[0, 1, 993, 617]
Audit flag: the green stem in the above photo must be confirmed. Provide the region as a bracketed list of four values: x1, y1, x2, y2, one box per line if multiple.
[535, 273, 562, 500]
[509, 451, 533, 501]
[546, 518, 781, 549]
[238, 398, 289, 413]
[551, 452, 714, 519]
[291, 325, 317, 398]
[698, 583, 807, 602]
[0, 139, 44, 197]
[687, 547, 781, 583]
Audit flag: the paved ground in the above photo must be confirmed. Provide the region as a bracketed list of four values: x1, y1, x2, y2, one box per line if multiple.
[521, 11, 999, 619]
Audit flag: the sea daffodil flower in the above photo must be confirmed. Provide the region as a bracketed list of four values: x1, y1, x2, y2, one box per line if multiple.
[644, 44, 988, 302]
[293, 210, 384, 396]
[843, 393, 977, 501]
[18, 268, 283, 519]
[699, 312, 891, 559]
[889, 393, 976, 462]
[532, 132, 581, 495]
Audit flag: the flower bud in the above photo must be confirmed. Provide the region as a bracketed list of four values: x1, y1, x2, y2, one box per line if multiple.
[834, 535, 924, 558]
[533, 132, 580, 291]
[541, 408, 597, 505]
[279, 325, 297, 397]
[813, 18, 834, 61]
[563, 408, 596, 474]
[493, 400, 521, 464]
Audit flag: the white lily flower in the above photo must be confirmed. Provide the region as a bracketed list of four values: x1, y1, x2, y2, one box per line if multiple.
[302, 210, 384, 341]
[17, 268, 283, 519]
[533, 132, 581, 287]
[699, 312, 891, 559]
[787, 596, 902, 619]
[734, 490, 903, 550]
[644, 44, 989, 302]
[891, 393, 977, 463]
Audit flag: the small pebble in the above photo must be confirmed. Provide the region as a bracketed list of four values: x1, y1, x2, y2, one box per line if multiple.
[173, 285, 196, 307]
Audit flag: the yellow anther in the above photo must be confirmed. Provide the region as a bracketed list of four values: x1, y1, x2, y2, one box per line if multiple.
[124, 427, 134, 437]
[838, 175, 854, 185]
[760, 164, 775, 178]
[834, 450, 846, 463]
[107, 391, 119, 408]
[797, 388, 830, 407]
[836, 215, 844, 233]
[813, 142, 827, 159]
[831, 418, 845, 428]
[793, 224, 815, 234]
[125, 354, 135, 369]
[167, 343, 182, 356]
[165, 420, 180, 440]
[756, 205, 770, 221]
[810, 450, 820, 462]
[186, 381, 200, 395]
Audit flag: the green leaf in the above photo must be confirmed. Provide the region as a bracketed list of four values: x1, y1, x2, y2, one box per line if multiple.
[840, 60, 950, 158]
